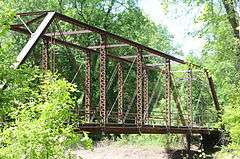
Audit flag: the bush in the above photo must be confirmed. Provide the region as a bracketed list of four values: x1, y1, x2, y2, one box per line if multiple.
[222, 83, 240, 154]
[0, 73, 92, 159]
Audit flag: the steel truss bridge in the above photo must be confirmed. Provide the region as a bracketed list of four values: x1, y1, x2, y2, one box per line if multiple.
[9, 11, 222, 150]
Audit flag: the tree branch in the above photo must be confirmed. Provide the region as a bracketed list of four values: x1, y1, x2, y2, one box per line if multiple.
[222, 0, 239, 38]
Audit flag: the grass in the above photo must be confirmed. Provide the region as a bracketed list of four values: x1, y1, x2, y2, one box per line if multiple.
[115, 134, 183, 148]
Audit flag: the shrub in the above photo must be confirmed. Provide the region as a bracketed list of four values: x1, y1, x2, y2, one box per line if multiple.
[0, 73, 92, 159]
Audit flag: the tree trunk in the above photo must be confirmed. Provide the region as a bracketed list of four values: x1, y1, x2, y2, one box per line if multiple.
[222, 0, 240, 70]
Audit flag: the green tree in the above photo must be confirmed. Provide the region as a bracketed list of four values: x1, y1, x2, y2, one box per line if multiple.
[165, 0, 240, 152]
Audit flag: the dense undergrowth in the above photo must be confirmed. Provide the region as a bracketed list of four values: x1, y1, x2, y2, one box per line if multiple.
[0, 72, 92, 158]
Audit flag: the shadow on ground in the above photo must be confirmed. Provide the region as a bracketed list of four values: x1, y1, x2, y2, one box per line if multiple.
[165, 148, 221, 159]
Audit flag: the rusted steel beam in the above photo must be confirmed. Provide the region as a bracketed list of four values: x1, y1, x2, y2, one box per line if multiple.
[10, 26, 156, 70]
[205, 70, 221, 119]
[87, 43, 129, 49]
[85, 52, 91, 123]
[99, 35, 107, 125]
[136, 48, 143, 126]
[54, 12, 186, 64]
[45, 30, 92, 36]
[76, 124, 215, 134]
[12, 12, 56, 69]
[143, 69, 149, 124]
[10, 26, 139, 66]
[117, 63, 124, 124]
[42, 39, 49, 70]
[119, 54, 158, 59]
[165, 59, 171, 127]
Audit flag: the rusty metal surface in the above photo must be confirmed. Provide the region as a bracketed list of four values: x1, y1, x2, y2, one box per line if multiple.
[205, 70, 221, 119]
[87, 44, 129, 49]
[45, 30, 92, 36]
[10, 26, 155, 70]
[136, 48, 143, 126]
[99, 35, 107, 125]
[9, 11, 222, 135]
[76, 124, 214, 134]
[143, 69, 149, 124]
[165, 59, 171, 127]
[42, 39, 49, 70]
[54, 12, 186, 64]
[85, 52, 91, 122]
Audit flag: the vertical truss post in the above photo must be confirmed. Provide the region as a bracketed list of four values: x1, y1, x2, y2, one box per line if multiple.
[99, 34, 107, 125]
[165, 59, 171, 127]
[49, 34, 56, 73]
[117, 63, 124, 124]
[136, 48, 143, 126]
[187, 67, 193, 126]
[143, 69, 149, 124]
[42, 39, 49, 70]
[85, 52, 91, 123]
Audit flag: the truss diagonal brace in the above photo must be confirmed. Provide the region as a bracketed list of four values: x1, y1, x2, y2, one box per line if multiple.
[117, 63, 124, 124]
[13, 12, 55, 69]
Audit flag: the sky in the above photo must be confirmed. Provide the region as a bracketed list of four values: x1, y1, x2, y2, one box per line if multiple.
[139, 0, 205, 57]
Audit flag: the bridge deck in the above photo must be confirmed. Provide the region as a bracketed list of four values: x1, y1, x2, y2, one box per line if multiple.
[76, 124, 215, 134]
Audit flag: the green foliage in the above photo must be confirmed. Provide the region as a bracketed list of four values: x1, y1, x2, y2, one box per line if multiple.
[222, 83, 240, 151]
[0, 1, 15, 36]
[172, 0, 240, 153]
[0, 73, 92, 159]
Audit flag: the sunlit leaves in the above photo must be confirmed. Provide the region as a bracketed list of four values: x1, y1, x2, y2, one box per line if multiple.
[0, 1, 15, 36]
[0, 73, 91, 159]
